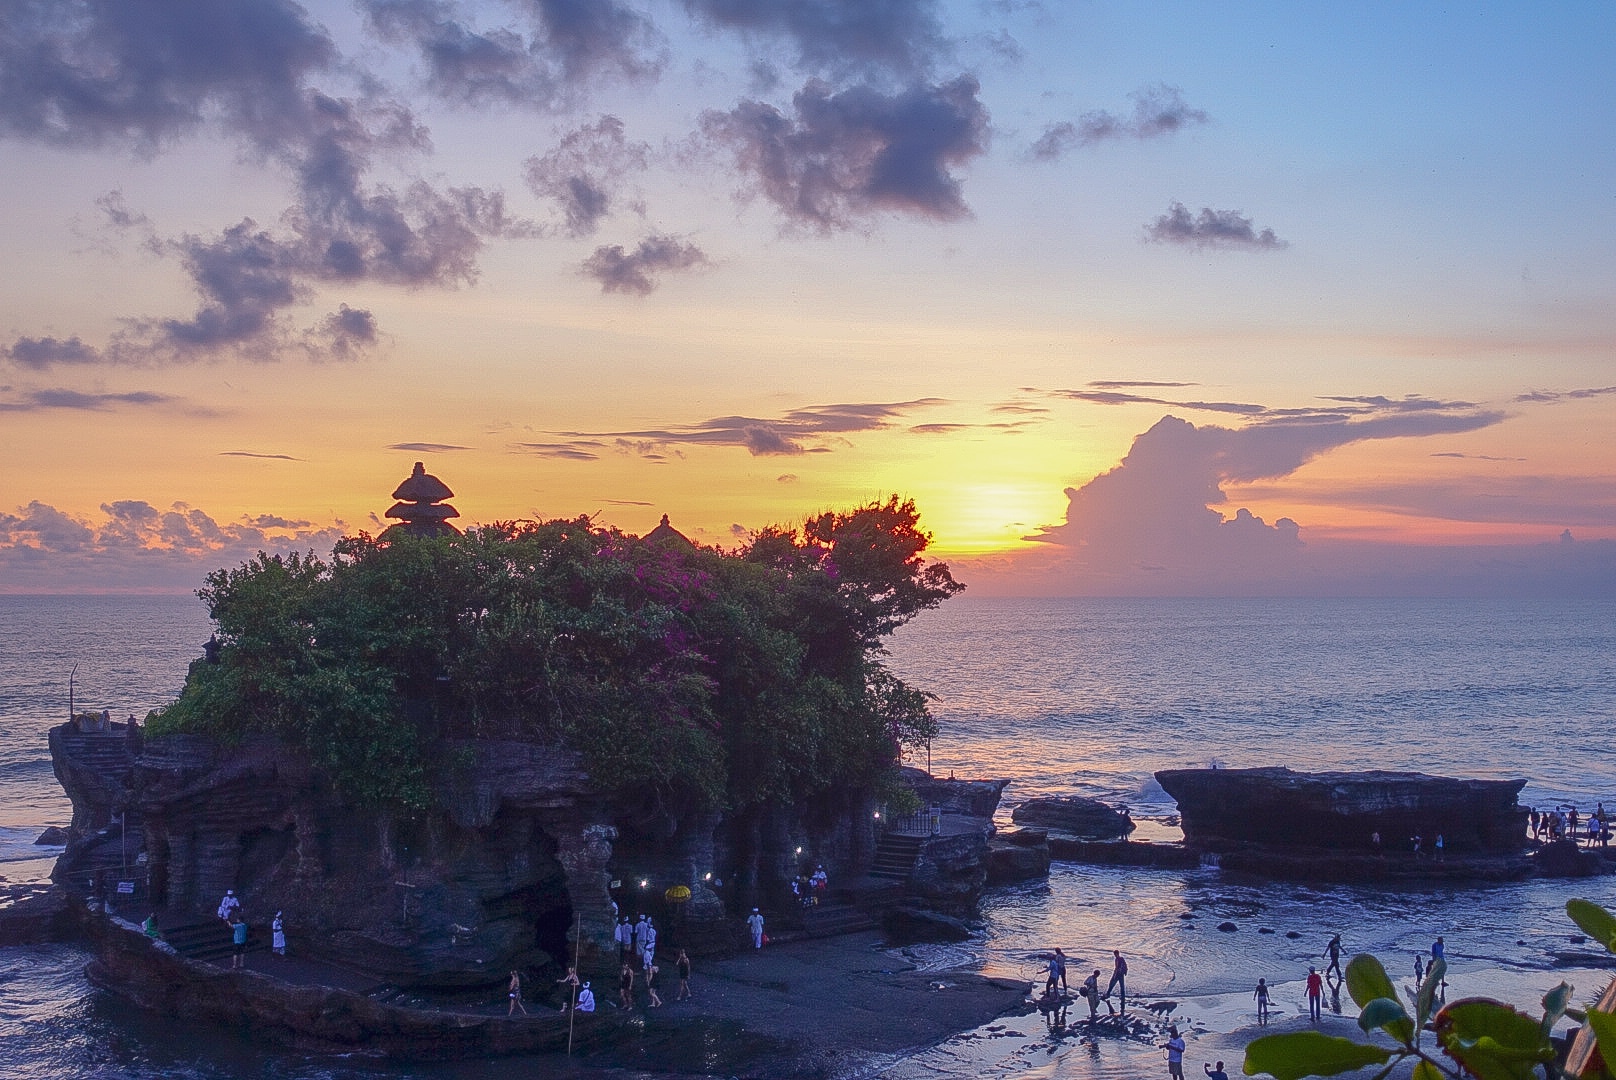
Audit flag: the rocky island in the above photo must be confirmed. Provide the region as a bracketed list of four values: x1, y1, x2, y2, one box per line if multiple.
[38, 467, 1042, 1063]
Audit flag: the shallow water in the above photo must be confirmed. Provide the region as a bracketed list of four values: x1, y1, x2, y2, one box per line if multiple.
[3, 593, 1616, 1078]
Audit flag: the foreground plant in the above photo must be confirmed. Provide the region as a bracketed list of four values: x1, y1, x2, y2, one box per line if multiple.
[1245, 899, 1616, 1080]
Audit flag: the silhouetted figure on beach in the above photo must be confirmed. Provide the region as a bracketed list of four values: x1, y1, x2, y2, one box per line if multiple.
[1046, 948, 1068, 994]
[1306, 967, 1323, 1021]
[1107, 950, 1128, 1011]
[1253, 978, 1270, 1024]
[1324, 934, 1343, 982]
[1083, 969, 1103, 1019]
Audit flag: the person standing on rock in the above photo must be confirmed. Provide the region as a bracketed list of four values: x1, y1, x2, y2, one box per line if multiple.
[1306, 967, 1323, 1021]
[1082, 969, 1103, 1019]
[1044, 949, 1064, 995]
[230, 914, 248, 970]
[507, 970, 527, 1016]
[676, 949, 692, 1000]
[272, 911, 286, 957]
[1164, 1025, 1185, 1080]
[1324, 934, 1343, 982]
[1106, 950, 1127, 1011]
[555, 966, 579, 1011]
[1253, 978, 1270, 1023]
[748, 907, 765, 949]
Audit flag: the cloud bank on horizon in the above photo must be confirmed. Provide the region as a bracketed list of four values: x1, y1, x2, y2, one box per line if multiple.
[6, 384, 1613, 595]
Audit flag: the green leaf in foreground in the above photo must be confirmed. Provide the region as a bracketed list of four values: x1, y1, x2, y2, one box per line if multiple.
[1244, 1031, 1392, 1080]
[1345, 954, 1398, 1010]
[1409, 1060, 1444, 1080]
[1567, 899, 1616, 952]
[1433, 998, 1552, 1080]
[1358, 997, 1410, 1034]
[1416, 959, 1446, 1029]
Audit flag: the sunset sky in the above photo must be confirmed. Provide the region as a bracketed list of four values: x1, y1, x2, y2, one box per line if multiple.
[3, 1, 1614, 595]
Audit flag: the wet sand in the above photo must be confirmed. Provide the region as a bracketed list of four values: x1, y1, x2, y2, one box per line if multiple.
[611, 930, 1034, 1077]
[870, 963, 1607, 1080]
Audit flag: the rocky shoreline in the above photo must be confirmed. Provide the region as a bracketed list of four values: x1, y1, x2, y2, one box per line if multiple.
[21, 724, 1613, 1068]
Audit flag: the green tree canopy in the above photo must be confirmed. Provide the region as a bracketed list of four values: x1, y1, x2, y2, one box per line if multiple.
[151, 498, 962, 812]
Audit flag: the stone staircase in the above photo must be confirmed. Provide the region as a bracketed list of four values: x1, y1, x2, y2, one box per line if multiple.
[870, 832, 924, 882]
[800, 900, 878, 937]
[58, 729, 136, 788]
[162, 918, 264, 963]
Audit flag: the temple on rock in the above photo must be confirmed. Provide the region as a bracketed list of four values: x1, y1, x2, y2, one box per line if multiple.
[382, 461, 459, 538]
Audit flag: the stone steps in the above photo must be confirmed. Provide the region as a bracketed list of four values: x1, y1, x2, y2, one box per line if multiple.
[869, 833, 924, 881]
[800, 902, 878, 937]
[163, 918, 265, 962]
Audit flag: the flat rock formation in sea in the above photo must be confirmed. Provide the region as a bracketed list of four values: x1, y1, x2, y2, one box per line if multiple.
[1011, 795, 1135, 839]
[1150, 766, 1574, 882]
[1155, 766, 1529, 854]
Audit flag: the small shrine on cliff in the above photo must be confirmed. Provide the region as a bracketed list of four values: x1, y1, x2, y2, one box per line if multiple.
[382, 461, 459, 538]
[644, 513, 693, 547]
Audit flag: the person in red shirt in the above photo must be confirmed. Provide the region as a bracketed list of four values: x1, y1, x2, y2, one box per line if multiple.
[1306, 966, 1324, 1021]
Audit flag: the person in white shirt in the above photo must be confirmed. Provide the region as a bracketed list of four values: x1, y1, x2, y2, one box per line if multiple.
[216, 889, 240, 922]
[641, 917, 658, 967]
[747, 908, 764, 948]
[577, 981, 596, 1012]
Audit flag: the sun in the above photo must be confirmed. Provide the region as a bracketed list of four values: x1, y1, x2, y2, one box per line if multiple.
[921, 483, 1067, 556]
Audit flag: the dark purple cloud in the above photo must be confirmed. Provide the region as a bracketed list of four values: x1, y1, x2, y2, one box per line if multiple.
[1514, 386, 1616, 404]
[0, 388, 176, 412]
[523, 116, 650, 237]
[0, 0, 529, 367]
[361, 0, 662, 106]
[581, 235, 707, 295]
[220, 451, 300, 460]
[387, 442, 471, 453]
[702, 76, 988, 230]
[1031, 84, 1209, 161]
[514, 441, 606, 460]
[1145, 202, 1286, 251]
[546, 398, 946, 457]
[4, 336, 102, 368]
[681, 0, 949, 80]
[1049, 388, 1267, 415]
[0, 0, 338, 151]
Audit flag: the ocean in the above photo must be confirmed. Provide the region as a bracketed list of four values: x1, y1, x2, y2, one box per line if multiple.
[4, 593, 1616, 1079]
